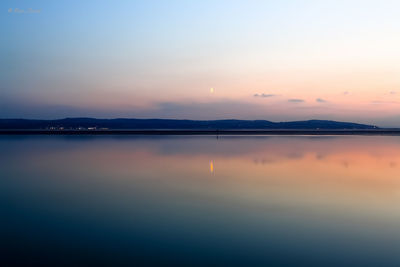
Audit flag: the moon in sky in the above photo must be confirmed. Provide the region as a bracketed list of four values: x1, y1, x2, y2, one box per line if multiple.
[210, 88, 214, 94]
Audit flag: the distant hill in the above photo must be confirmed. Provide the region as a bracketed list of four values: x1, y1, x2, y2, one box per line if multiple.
[0, 118, 379, 130]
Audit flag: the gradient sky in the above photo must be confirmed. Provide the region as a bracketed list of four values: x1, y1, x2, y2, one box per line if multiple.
[2, 0, 400, 126]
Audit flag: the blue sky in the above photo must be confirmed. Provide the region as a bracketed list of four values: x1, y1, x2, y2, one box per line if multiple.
[2, 1, 400, 126]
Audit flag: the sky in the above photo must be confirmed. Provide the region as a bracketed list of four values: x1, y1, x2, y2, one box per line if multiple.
[1, 0, 400, 126]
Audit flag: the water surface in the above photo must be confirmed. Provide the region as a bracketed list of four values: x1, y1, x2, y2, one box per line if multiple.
[1, 135, 400, 266]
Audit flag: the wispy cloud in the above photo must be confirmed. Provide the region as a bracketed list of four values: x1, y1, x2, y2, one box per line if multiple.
[316, 98, 327, 103]
[390, 91, 397, 95]
[288, 99, 304, 103]
[371, 100, 400, 104]
[343, 91, 349, 95]
[254, 93, 276, 98]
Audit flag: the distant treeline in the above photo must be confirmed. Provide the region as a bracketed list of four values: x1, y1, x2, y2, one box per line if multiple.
[0, 118, 379, 130]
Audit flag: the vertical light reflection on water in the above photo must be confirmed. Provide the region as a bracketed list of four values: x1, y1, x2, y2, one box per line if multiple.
[1, 135, 400, 266]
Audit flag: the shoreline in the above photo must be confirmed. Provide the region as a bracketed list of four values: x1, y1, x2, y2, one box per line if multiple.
[1, 129, 400, 136]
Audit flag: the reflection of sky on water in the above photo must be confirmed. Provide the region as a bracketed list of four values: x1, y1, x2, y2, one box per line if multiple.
[1, 136, 400, 265]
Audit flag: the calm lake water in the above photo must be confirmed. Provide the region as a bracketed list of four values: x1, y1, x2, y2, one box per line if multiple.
[1, 135, 400, 266]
